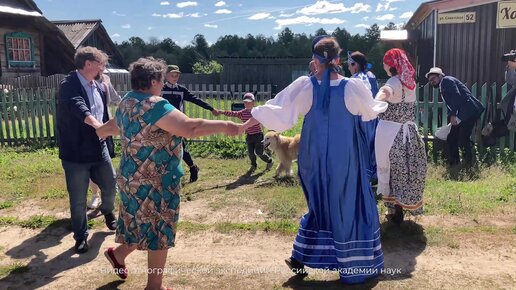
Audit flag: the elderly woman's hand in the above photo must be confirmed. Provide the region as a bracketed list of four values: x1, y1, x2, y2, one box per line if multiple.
[224, 121, 241, 136]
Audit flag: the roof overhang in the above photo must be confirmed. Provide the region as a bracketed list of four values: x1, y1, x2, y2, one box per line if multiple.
[0, 5, 41, 17]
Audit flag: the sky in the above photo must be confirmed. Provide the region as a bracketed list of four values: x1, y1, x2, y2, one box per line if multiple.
[33, 0, 424, 46]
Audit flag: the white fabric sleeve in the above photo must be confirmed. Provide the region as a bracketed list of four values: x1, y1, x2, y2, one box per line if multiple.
[345, 78, 388, 121]
[251, 76, 313, 132]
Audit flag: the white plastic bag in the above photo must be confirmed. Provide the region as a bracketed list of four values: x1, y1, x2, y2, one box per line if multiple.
[435, 123, 452, 140]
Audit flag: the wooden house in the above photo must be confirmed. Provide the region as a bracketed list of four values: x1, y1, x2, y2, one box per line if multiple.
[52, 19, 125, 69]
[0, 0, 75, 78]
[404, 0, 516, 85]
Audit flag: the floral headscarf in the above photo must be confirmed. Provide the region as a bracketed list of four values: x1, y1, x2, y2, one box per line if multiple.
[383, 48, 416, 90]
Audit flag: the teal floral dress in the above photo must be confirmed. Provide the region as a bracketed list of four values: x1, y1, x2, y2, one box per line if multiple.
[115, 91, 183, 251]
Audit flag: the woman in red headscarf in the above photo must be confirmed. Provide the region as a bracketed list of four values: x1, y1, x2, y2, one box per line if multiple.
[374, 48, 427, 224]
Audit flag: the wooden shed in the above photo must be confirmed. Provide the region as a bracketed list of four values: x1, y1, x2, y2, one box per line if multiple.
[0, 0, 75, 78]
[52, 19, 125, 69]
[217, 57, 312, 91]
[405, 0, 516, 86]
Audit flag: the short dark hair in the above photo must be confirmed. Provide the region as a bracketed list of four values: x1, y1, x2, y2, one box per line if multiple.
[128, 57, 167, 91]
[74, 46, 108, 69]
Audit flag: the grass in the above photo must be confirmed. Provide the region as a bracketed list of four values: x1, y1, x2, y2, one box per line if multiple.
[41, 188, 67, 200]
[0, 201, 14, 209]
[1, 115, 55, 140]
[0, 262, 30, 278]
[0, 147, 514, 242]
[424, 164, 516, 215]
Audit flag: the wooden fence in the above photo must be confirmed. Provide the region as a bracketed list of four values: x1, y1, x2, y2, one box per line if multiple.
[0, 84, 272, 145]
[0, 82, 514, 150]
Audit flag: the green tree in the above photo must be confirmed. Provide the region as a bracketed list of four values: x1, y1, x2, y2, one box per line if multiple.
[193, 34, 210, 60]
[314, 28, 328, 36]
[278, 28, 294, 45]
[192, 60, 223, 74]
[332, 27, 351, 52]
[364, 24, 381, 49]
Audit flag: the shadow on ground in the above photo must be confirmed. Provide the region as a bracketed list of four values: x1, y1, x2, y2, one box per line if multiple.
[0, 219, 113, 289]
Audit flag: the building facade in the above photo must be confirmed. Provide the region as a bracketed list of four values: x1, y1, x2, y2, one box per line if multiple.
[405, 0, 516, 86]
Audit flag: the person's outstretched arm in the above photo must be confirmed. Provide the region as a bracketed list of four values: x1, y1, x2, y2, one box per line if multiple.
[181, 86, 217, 114]
[157, 109, 240, 138]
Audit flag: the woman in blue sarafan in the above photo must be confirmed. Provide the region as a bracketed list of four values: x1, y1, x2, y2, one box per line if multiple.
[348, 51, 380, 181]
[243, 36, 387, 284]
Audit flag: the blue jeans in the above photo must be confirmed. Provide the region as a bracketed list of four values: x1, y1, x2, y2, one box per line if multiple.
[61, 144, 116, 241]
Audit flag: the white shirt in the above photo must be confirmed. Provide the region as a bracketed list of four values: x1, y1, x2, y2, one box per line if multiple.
[377, 76, 416, 103]
[77, 71, 104, 123]
[251, 76, 388, 132]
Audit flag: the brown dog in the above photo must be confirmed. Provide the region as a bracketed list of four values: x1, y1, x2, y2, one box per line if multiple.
[263, 131, 300, 177]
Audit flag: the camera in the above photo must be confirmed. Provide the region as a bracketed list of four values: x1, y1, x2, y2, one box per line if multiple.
[501, 50, 516, 62]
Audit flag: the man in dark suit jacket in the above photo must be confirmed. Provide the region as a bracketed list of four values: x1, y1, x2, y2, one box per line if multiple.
[57, 46, 117, 254]
[426, 67, 485, 166]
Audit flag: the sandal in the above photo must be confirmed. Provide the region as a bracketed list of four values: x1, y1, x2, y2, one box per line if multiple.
[104, 247, 128, 279]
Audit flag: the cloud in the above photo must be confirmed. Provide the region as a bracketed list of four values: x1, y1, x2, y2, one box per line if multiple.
[111, 33, 120, 38]
[112, 11, 126, 16]
[279, 12, 295, 17]
[121, 24, 131, 29]
[248, 13, 271, 20]
[204, 24, 218, 28]
[399, 11, 413, 19]
[147, 26, 153, 30]
[355, 24, 370, 28]
[160, 1, 170, 5]
[297, 1, 371, 15]
[215, 1, 226, 7]
[274, 16, 346, 29]
[362, 16, 369, 21]
[189, 12, 201, 17]
[152, 12, 184, 18]
[177, 1, 197, 8]
[215, 9, 232, 14]
[376, 0, 404, 12]
[376, 14, 395, 21]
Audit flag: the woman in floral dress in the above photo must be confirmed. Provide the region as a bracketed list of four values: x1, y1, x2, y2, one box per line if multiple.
[96, 57, 241, 290]
[375, 48, 427, 224]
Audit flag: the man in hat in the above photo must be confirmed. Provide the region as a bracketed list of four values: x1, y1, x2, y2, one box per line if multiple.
[426, 67, 484, 166]
[161, 64, 220, 182]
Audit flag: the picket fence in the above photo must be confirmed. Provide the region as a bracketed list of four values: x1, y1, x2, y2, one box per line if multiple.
[0, 82, 514, 151]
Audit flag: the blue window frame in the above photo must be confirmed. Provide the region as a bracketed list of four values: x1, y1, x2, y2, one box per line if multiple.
[5, 32, 35, 68]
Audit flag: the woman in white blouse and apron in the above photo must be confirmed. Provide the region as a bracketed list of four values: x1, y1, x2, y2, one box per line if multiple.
[375, 48, 427, 224]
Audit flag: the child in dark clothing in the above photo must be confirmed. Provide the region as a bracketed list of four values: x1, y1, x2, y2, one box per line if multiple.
[218, 93, 273, 172]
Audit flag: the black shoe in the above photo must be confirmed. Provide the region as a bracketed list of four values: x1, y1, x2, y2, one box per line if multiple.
[189, 165, 199, 183]
[392, 205, 404, 225]
[75, 239, 89, 254]
[285, 257, 308, 276]
[104, 213, 117, 231]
